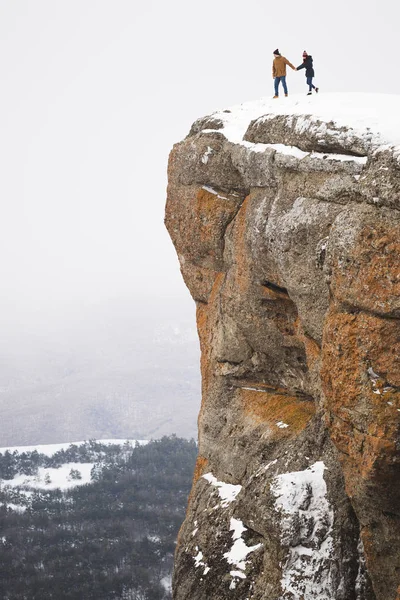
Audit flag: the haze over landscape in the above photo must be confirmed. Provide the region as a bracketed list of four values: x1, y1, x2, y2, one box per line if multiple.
[0, 0, 399, 444]
[1, 3, 400, 599]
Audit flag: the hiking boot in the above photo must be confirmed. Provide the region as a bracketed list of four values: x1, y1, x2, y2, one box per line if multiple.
[315, 87, 319, 93]
[273, 95, 279, 99]
[285, 94, 288, 97]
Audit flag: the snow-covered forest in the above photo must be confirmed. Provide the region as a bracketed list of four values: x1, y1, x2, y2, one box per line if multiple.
[0, 437, 197, 600]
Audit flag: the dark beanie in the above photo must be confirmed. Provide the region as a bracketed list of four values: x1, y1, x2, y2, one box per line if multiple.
[273, 49, 280, 56]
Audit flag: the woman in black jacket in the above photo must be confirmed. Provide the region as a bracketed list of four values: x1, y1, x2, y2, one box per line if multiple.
[297, 51, 319, 95]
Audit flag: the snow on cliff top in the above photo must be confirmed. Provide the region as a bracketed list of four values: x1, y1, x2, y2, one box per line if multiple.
[204, 93, 400, 150]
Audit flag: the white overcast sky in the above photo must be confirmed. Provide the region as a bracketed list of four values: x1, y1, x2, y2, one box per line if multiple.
[0, 0, 399, 339]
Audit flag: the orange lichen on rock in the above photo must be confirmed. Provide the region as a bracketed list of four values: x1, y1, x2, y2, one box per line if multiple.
[196, 273, 226, 420]
[196, 272, 225, 359]
[228, 195, 252, 294]
[297, 326, 321, 365]
[330, 222, 400, 316]
[192, 456, 209, 488]
[193, 187, 240, 269]
[359, 526, 400, 600]
[322, 306, 400, 486]
[238, 388, 315, 437]
[260, 284, 289, 302]
[165, 181, 242, 302]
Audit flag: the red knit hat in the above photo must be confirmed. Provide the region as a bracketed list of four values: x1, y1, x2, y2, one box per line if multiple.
[303, 50, 308, 57]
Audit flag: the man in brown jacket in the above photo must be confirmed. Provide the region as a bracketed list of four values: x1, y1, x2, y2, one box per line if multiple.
[272, 49, 296, 98]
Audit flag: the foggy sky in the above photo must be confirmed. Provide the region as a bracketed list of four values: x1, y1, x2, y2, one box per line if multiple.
[0, 0, 399, 338]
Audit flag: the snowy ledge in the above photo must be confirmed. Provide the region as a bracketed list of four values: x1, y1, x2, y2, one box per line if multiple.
[191, 93, 400, 157]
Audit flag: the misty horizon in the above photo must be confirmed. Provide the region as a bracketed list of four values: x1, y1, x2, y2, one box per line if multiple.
[1, 0, 399, 445]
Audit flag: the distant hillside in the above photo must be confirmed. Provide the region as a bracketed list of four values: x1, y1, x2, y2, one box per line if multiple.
[0, 299, 200, 445]
[0, 436, 197, 600]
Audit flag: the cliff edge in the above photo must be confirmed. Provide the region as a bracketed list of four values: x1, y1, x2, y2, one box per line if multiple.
[165, 93, 400, 600]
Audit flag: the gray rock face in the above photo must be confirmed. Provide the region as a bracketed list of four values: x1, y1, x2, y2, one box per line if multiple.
[165, 96, 400, 600]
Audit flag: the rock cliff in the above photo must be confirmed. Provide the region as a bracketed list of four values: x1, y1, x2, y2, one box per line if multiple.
[165, 94, 400, 600]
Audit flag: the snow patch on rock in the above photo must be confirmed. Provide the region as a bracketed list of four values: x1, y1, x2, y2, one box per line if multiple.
[193, 547, 210, 576]
[355, 536, 368, 600]
[242, 141, 368, 164]
[271, 461, 335, 599]
[201, 146, 214, 164]
[224, 518, 262, 585]
[202, 472, 242, 507]
[201, 185, 230, 200]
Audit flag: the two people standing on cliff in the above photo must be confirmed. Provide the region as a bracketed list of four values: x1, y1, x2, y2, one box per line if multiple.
[272, 49, 319, 98]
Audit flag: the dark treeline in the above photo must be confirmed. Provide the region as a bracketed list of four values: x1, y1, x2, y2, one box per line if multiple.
[0, 436, 197, 600]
